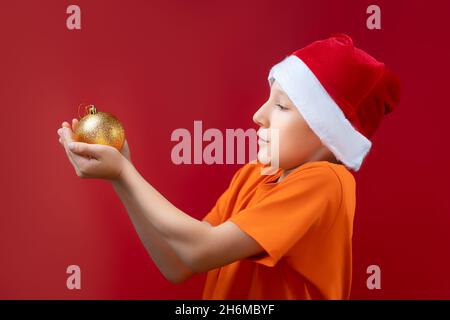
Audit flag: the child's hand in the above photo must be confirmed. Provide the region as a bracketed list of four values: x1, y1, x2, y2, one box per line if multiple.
[57, 118, 131, 181]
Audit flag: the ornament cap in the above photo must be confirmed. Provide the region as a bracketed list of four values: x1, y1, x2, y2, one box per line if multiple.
[86, 105, 97, 115]
[77, 103, 98, 119]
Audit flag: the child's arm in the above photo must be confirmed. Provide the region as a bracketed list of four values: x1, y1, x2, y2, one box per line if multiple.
[111, 160, 265, 281]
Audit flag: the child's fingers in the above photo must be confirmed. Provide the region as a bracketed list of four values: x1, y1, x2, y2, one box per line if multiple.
[62, 121, 71, 128]
[62, 127, 75, 142]
[57, 128, 65, 146]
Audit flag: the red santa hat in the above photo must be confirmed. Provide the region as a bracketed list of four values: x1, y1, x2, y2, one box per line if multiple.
[268, 33, 401, 171]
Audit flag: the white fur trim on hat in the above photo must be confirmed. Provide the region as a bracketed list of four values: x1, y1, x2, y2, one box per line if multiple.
[268, 55, 372, 171]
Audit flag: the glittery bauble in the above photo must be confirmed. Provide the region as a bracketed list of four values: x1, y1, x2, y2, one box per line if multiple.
[74, 105, 125, 150]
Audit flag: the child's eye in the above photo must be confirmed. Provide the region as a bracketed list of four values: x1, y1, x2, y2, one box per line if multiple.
[275, 104, 288, 110]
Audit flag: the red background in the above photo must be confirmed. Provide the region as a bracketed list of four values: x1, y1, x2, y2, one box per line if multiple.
[1, 0, 449, 299]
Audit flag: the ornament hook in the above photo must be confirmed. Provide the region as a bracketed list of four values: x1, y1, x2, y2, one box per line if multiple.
[77, 103, 85, 119]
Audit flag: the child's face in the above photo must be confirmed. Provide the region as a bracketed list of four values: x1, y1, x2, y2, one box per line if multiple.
[253, 80, 332, 170]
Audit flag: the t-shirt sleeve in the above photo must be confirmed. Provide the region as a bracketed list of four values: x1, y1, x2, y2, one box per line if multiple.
[229, 165, 343, 267]
[202, 165, 245, 226]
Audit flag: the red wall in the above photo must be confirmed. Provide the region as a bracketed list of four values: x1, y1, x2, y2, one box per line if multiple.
[1, 0, 449, 299]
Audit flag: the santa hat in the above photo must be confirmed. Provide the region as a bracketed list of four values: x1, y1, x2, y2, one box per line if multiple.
[267, 33, 401, 171]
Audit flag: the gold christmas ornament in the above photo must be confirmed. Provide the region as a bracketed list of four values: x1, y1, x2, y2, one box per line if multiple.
[74, 104, 125, 150]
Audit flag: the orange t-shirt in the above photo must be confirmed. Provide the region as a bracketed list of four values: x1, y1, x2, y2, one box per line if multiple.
[201, 160, 356, 300]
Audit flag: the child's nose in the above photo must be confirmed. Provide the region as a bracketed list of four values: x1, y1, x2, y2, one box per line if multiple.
[252, 104, 269, 128]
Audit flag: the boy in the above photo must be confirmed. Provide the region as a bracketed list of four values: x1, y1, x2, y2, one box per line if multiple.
[57, 33, 400, 299]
